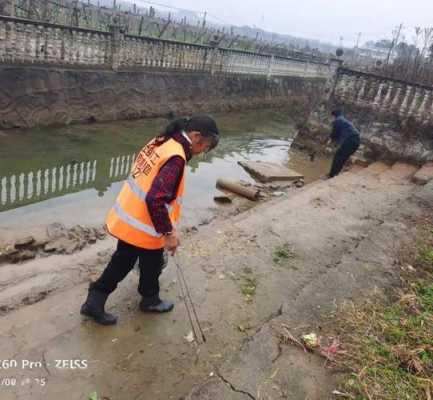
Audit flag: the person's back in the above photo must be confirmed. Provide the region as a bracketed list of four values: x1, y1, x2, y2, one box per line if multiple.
[331, 115, 360, 146]
[327, 110, 361, 178]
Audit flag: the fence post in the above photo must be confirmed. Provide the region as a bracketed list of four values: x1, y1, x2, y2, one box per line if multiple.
[0, 0, 15, 16]
[210, 47, 219, 75]
[328, 58, 344, 100]
[109, 21, 125, 71]
[267, 55, 274, 78]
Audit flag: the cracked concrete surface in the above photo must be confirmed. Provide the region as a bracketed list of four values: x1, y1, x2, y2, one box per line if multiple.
[0, 162, 431, 399]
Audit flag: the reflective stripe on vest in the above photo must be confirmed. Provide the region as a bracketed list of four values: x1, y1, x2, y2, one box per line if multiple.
[106, 138, 186, 249]
[113, 202, 162, 238]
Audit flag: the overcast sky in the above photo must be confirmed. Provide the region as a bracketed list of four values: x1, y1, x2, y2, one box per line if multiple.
[137, 0, 433, 46]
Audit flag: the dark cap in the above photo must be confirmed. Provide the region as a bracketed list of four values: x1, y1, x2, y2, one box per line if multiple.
[187, 115, 219, 151]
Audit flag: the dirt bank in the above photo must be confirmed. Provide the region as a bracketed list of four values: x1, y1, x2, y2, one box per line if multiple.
[0, 162, 431, 400]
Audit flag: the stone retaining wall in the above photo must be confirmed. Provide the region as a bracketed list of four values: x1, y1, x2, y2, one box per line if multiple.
[0, 66, 328, 129]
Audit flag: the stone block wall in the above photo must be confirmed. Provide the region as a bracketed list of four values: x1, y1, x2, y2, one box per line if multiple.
[0, 66, 328, 129]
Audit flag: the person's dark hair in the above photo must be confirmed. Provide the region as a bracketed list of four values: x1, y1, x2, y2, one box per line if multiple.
[331, 109, 343, 118]
[160, 115, 219, 151]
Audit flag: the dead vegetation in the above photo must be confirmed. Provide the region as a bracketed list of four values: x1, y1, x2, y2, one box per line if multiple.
[326, 213, 433, 400]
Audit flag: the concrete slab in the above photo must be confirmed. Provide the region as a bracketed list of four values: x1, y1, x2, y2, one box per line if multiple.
[187, 324, 336, 400]
[238, 161, 303, 183]
[412, 162, 433, 185]
[186, 377, 247, 400]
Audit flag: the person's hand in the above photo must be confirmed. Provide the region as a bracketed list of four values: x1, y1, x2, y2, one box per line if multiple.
[164, 230, 180, 256]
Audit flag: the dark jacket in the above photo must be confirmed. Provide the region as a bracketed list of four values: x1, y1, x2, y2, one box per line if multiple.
[330, 116, 360, 145]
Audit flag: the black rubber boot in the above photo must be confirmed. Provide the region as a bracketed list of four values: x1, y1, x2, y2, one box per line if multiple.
[80, 289, 118, 325]
[139, 295, 174, 313]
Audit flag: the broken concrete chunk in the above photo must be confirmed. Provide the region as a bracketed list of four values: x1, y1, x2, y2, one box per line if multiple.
[96, 227, 107, 240]
[294, 179, 305, 188]
[238, 161, 303, 183]
[10, 250, 36, 263]
[46, 222, 67, 239]
[31, 237, 50, 249]
[14, 236, 35, 248]
[267, 182, 292, 190]
[214, 193, 233, 204]
[412, 162, 433, 185]
[64, 240, 81, 255]
[43, 237, 72, 253]
[71, 225, 88, 237]
[3, 244, 19, 256]
[43, 242, 58, 253]
[88, 229, 97, 244]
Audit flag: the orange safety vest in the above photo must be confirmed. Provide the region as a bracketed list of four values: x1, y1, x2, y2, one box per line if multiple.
[106, 138, 186, 249]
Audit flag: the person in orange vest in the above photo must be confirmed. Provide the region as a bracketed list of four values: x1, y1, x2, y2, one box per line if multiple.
[80, 115, 220, 325]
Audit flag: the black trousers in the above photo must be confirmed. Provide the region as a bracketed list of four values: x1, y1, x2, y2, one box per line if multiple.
[329, 135, 360, 178]
[90, 239, 164, 298]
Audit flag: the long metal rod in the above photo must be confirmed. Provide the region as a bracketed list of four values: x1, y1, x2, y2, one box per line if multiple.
[175, 263, 199, 343]
[175, 260, 205, 343]
[174, 255, 206, 343]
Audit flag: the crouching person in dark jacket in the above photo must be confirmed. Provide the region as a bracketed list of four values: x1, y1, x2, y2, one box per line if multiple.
[326, 110, 360, 178]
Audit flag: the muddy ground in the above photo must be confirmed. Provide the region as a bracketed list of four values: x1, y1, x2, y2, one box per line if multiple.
[0, 161, 431, 400]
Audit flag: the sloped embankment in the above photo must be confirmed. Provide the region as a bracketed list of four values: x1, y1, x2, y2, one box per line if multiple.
[0, 162, 431, 400]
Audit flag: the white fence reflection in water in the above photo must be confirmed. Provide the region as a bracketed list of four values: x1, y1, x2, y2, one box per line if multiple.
[0, 153, 136, 212]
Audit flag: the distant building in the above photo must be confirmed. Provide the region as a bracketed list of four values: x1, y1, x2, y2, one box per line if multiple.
[347, 45, 396, 69]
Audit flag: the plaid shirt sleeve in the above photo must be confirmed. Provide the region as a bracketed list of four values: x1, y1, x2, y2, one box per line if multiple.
[145, 155, 185, 234]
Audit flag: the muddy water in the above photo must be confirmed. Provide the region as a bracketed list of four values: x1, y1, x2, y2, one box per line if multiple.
[0, 110, 330, 240]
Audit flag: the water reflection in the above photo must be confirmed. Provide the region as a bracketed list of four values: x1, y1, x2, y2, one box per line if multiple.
[0, 154, 137, 212]
[0, 134, 295, 213]
[0, 108, 316, 224]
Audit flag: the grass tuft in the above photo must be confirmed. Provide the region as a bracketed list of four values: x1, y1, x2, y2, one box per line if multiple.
[240, 276, 258, 302]
[273, 244, 297, 267]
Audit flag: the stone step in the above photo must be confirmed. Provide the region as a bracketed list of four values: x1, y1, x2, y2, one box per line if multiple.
[412, 162, 433, 185]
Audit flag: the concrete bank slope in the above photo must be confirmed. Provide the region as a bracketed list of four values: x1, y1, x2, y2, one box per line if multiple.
[0, 162, 431, 400]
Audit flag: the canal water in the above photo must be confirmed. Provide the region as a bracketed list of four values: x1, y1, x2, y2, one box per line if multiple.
[0, 110, 330, 240]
